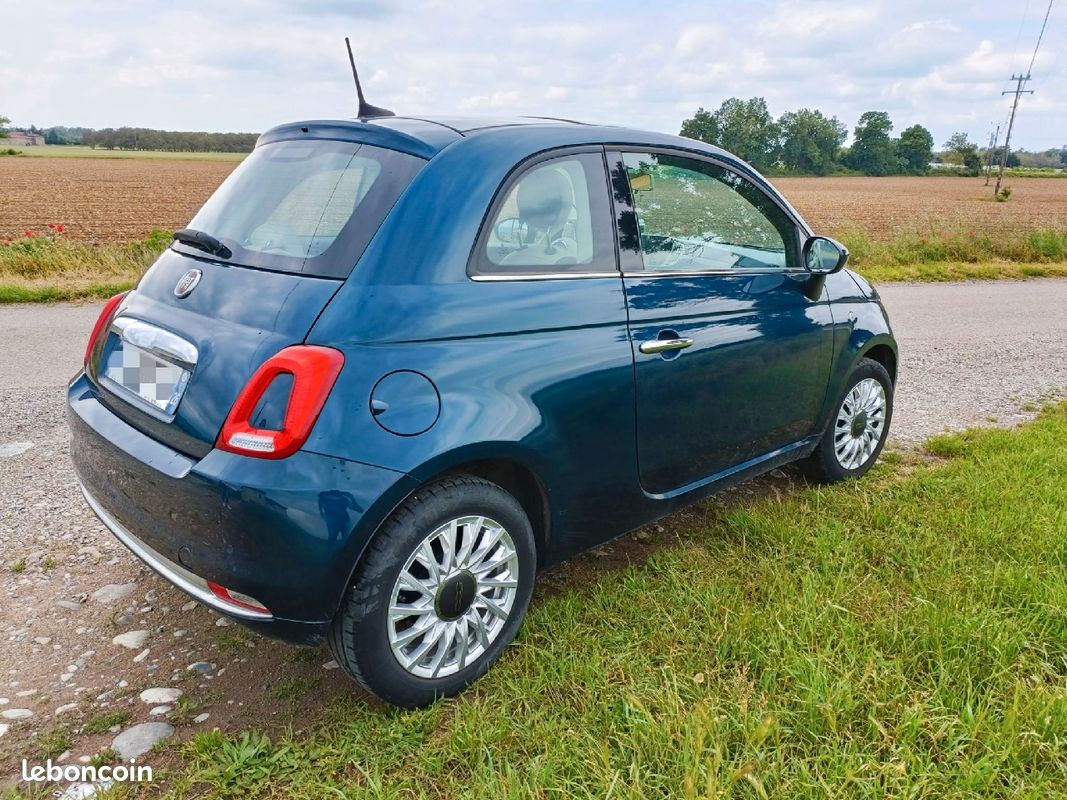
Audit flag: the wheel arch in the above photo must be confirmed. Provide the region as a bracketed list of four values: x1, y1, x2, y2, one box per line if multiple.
[343, 446, 551, 595]
[860, 341, 897, 384]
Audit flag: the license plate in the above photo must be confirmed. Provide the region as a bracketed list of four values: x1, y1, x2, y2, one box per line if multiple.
[101, 334, 191, 416]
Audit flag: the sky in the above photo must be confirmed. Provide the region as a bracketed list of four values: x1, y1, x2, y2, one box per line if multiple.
[2, 0, 1063, 150]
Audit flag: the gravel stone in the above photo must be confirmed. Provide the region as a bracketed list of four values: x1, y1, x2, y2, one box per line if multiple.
[112, 630, 150, 650]
[1, 708, 34, 720]
[139, 687, 182, 704]
[111, 722, 174, 760]
[91, 583, 137, 604]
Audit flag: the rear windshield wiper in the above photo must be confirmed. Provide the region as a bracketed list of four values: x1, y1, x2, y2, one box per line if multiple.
[173, 228, 232, 259]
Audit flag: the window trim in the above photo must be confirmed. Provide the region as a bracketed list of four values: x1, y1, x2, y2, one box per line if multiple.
[467, 145, 620, 281]
[607, 146, 810, 278]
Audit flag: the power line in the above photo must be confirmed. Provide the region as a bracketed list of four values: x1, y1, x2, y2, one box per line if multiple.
[1010, 0, 1032, 75]
[992, 0, 1054, 196]
[1026, 0, 1055, 75]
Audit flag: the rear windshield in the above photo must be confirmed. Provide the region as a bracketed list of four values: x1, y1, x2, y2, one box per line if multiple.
[177, 139, 424, 277]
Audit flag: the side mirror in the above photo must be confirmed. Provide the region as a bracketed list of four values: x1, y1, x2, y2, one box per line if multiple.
[495, 217, 527, 246]
[804, 236, 848, 275]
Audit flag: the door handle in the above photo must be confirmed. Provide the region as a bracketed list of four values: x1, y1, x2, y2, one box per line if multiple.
[639, 337, 693, 355]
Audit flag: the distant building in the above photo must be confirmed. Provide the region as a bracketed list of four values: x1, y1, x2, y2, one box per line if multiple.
[6, 130, 45, 146]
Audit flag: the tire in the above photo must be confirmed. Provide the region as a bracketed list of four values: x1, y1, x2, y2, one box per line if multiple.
[804, 357, 894, 484]
[328, 475, 536, 708]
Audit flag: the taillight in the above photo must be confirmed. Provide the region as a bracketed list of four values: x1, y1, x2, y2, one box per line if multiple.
[217, 345, 344, 459]
[83, 291, 128, 366]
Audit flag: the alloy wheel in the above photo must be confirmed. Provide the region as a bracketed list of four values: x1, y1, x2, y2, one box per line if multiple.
[834, 377, 887, 470]
[387, 515, 520, 678]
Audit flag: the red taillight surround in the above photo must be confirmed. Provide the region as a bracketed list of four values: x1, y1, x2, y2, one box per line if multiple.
[83, 291, 129, 366]
[216, 345, 344, 460]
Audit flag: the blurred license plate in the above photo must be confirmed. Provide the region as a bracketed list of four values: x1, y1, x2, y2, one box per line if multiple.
[101, 335, 191, 416]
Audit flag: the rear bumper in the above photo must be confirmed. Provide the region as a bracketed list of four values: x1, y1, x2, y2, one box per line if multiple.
[68, 373, 417, 645]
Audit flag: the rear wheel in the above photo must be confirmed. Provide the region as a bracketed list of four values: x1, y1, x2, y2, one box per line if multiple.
[804, 357, 893, 483]
[328, 475, 536, 707]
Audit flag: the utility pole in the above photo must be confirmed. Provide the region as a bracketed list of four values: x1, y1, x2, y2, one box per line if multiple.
[984, 124, 1000, 185]
[994, 74, 1033, 196]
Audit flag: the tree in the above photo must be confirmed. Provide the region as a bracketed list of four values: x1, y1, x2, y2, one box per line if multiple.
[679, 97, 779, 171]
[897, 124, 934, 174]
[941, 132, 981, 175]
[0, 115, 9, 139]
[679, 107, 718, 145]
[776, 108, 846, 174]
[845, 111, 897, 176]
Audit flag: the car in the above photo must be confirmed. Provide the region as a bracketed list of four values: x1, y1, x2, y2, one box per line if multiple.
[69, 113, 897, 708]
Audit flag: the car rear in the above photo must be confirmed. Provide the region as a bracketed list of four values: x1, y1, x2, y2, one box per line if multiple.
[68, 126, 426, 642]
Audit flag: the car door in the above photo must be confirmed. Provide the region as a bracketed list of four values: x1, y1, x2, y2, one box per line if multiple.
[609, 149, 834, 496]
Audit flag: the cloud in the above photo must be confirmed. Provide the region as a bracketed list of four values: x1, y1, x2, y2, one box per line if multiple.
[1, 0, 1063, 149]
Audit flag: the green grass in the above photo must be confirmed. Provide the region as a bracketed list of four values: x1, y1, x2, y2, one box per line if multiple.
[839, 226, 1067, 267]
[35, 725, 72, 760]
[16, 144, 246, 161]
[82, 710, 131, 735]
[138, 404, 1067, 799]
[0, 230, 169, 302]
[837, 226, 1067, 283]
[1, 222, 1065, 304]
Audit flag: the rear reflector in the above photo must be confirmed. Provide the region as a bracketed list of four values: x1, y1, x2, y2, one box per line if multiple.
[206, 581, 271, 614]
[84, 291, 129, 366]
[217, 345, 344, 459]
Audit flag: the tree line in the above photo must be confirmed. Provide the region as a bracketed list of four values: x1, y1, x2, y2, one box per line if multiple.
[680, 98, 1067, 177]
[80, 127, 258, 153]
[6, 123, 258, 152]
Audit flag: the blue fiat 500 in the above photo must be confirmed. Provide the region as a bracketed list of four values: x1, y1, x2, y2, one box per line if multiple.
[69, 115, 897, 707]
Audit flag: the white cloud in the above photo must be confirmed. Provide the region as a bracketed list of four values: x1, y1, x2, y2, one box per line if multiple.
[1, 0, 1063, 149]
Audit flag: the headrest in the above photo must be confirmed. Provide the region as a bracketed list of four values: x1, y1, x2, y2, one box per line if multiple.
[516, 167, 574, 235]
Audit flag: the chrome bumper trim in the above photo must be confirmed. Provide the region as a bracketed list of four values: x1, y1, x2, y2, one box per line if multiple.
[79, 483, 273, 621]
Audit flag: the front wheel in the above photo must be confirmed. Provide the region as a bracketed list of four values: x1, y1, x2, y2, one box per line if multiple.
[328, 475, 536, 708]
[804, 357, 893, 483]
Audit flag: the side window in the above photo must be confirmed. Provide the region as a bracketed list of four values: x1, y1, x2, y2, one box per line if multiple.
[620, 152, 797, 272]
[477, 152, 615, 275]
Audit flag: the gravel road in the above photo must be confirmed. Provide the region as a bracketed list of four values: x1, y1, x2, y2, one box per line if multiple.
[0, 279, 1065, 781]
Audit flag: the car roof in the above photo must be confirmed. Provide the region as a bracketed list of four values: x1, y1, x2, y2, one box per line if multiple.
[259, 114, 731, 163]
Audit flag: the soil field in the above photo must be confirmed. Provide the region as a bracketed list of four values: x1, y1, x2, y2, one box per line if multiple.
[772, 175, 1067, 237]
[0, 157, 238, 243]
[1, 156, 1066, 244]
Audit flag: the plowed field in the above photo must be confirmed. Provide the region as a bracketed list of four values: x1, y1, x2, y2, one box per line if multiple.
[1, 156, 1065, 243]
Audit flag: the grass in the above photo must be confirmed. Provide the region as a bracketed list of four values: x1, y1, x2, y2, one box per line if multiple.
[838, 226, 1067, 267]
[15, 144, 246, 162]
[837, 226, 1067, 283]
[1, 223, 1065, 303]
[0, 230, 170, 302]
[82, 710, 131, 735]
[126, 404, 1067, 799]
[35, 725, 72, 760]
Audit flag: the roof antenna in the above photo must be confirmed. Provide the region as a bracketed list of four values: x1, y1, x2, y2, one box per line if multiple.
[345, 37, 394, 119]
